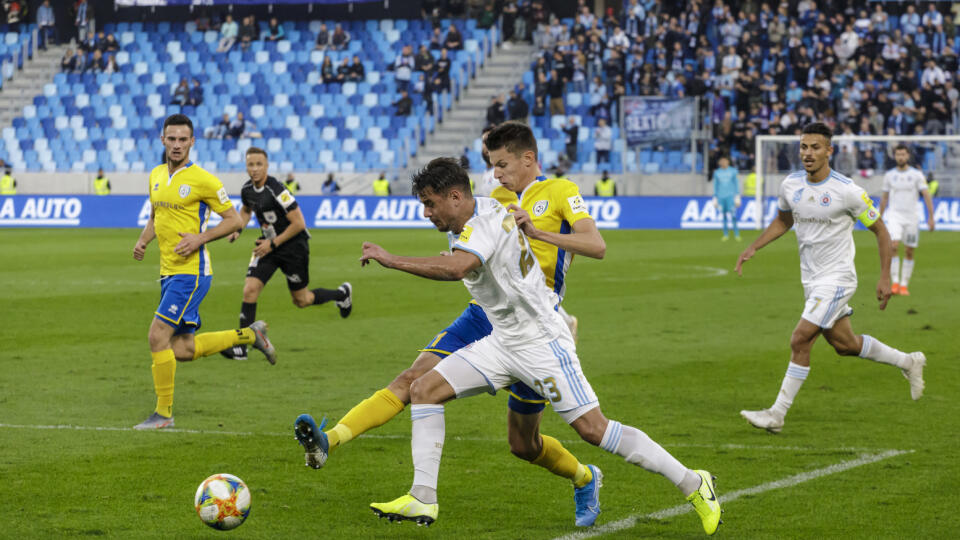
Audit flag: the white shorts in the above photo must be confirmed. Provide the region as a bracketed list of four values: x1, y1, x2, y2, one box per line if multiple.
[434, 332, 599, 423]
[801, 284, 855, 329]
[885, 215, 919, 248]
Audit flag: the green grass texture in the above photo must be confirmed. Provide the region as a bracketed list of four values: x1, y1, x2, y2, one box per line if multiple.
[1, 228, 956, 538]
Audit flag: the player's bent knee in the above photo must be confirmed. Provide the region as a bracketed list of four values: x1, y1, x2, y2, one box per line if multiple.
[575, 423, 606, 446]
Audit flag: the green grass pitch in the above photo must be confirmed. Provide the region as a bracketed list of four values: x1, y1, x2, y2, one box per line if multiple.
[1, 228, 957, 538]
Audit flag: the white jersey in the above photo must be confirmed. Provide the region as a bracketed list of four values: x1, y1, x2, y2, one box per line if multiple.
[882, 166, 928, 223]
[473, 168, 499, 197]
[452, 197, 567, 348]
[777, 169, 880, 289]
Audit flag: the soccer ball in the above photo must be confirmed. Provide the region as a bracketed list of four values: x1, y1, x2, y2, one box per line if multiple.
[194, 473, 251, 530]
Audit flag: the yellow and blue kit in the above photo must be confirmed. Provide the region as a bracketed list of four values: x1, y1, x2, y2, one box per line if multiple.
[149, 161, 233, 333]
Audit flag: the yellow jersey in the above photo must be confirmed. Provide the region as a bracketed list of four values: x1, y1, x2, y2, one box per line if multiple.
[491, 176, 592, 300]
[148, 162, 232, 276]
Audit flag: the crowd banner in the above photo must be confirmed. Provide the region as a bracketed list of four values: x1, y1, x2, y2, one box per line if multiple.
[1, 195, 958, 231]
[621, 97, 696, 146]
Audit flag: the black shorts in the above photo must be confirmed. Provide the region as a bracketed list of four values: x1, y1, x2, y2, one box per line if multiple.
[246, 239, 310, 291]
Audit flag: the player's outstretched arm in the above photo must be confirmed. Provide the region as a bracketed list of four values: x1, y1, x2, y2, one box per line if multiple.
[735, 210, 793, 276]
[133, 208, 156, 260]
[507, 204, 606, 259]
[360, 241, 481, 281]
[228, 206, 253, 242]
[868, 219, 893, 310]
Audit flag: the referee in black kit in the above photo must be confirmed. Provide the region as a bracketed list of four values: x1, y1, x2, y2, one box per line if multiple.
[222, 147, 352, 360]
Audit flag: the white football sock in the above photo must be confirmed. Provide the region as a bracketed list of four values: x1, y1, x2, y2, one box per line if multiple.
[600, 420, 700, 496]
[409, 404, 445, 504]
[860, 334, 910, 369]
[770, 362, 809, 418]
[901, 258, 915, 287]
[890, 255, 900, 285]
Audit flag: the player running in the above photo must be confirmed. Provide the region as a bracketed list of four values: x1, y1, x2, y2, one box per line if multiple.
[357, 158, 721, 534]
[879, 144, 935, 296]
[293, 122, 608, 526]
[220, 147, 352, 361]
[736, 123, 926, 434]
[132, 114, 275, 430]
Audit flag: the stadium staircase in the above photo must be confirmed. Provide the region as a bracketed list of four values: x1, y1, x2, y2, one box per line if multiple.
[0, 44, 66, 129]
[413, 41, 535, 168]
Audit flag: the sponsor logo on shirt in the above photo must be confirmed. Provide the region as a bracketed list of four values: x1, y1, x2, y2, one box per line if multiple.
[279, 190, 295, 208]
[178, 185, 191, 198]
[533, 200, 549, 216]
[217, 187, 230, 204]
[459, 224, 473, 242]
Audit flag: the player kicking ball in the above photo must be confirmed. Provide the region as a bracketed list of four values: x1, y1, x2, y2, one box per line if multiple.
[293, 123, 606, 527]
[735, 123, 926, 434]
[879, 144, 935, 297]
[220, 147, 352, 360]
[352, 158, 721, 534]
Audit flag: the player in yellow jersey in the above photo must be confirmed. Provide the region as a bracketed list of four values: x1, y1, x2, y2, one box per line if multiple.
[294, 122, 610, 526]
[131, 114, 277, 430]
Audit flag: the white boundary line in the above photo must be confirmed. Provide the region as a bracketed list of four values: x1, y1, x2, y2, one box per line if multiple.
[552, 449, 911, 540]
[0, 423, 899, 454]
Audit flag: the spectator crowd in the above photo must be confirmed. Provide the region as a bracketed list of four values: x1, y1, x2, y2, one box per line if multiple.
[490, 0, 960, 173]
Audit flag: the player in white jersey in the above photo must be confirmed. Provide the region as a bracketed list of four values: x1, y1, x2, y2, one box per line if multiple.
[362, 158, 722, 535]
[879, 144, 935, 296]
[735, 123, 926, 434]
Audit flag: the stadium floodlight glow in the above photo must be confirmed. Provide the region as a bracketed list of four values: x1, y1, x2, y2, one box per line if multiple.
[754, 134, 960, 229]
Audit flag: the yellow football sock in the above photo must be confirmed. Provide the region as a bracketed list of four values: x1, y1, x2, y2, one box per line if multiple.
[192, 329, 254, 359]
[151, 349, 176, 417]
[532, 434, 592, 487]
[326, 388, 405, 450]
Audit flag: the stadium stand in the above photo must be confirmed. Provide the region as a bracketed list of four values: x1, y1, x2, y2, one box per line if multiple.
[508, 0, 960, 175]
[3, 18, 494, 173]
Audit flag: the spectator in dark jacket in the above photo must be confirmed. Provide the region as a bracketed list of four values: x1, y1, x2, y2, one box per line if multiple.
[393, 90, 413, 116]
[348, 55, 366, 82]
[486, 95, 506, 126]
[507, 90, 529, 121]
[189, 79, 204, 106]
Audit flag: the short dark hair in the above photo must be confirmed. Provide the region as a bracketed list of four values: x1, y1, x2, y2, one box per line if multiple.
[411, 157, 472, 197]
[801, 122, 832, 140]
[485, 121, 538, 160]
[894, 144, 910, 153]
[162, 114, 194, 136]
[246, 147, 268, 159]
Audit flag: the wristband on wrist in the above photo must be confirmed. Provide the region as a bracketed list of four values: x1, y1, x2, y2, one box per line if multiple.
[270, 239, 277, 249]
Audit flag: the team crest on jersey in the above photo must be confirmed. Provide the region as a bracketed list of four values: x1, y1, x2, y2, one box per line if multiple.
[819, 193, 832, 207]
[178, 185, 191, 198]
[153, 182, 159, 191]
[217, 187, 229, 204]
[263, 210, 277, 224]
[793, 188, 803, 203]
[533, 200, 549, 216]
